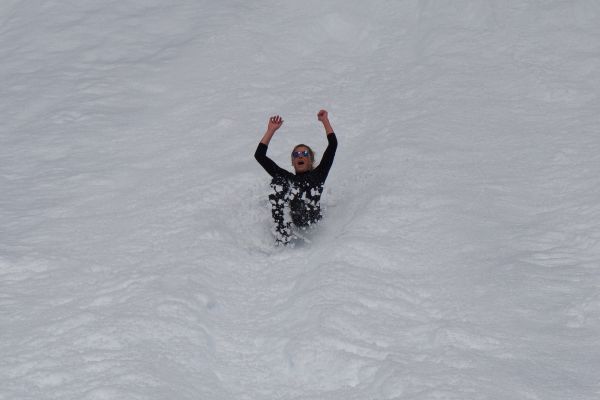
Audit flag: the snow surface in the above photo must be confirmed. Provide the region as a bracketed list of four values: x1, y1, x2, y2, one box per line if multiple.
[2, 1, 600, 399]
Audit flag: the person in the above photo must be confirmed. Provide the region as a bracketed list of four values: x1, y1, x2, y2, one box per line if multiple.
[254, 109, 338, 245]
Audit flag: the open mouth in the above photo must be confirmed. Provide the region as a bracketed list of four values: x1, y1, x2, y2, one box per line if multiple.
[298, 160, 305, 166]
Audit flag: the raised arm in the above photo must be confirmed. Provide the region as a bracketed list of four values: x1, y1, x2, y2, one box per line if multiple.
[317, 110, 334, 135]
[314, 110, 337, 181]
[260, 115, 284, 145]
[255, 115, 290, 178]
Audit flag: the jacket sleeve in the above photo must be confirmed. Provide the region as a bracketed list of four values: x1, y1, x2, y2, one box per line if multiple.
[254, 143, 290, 178]
[314, 133, 338, 182]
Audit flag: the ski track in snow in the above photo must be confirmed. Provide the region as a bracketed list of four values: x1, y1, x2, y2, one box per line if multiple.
[2, 1, 600, 399]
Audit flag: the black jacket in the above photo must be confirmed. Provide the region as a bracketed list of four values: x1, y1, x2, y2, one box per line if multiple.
[254, 133, 337, 185]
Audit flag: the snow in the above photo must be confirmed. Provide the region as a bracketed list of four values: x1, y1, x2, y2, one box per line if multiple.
[1, 1, 600, 399]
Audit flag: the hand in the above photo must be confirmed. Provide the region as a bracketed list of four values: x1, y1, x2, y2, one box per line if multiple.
[317, 110, 328, 122]
[267, 115, 284, 133]
[317, 109, 334, 134]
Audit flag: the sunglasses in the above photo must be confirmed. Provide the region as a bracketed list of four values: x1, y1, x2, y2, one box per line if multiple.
[292, 150, 310, 159]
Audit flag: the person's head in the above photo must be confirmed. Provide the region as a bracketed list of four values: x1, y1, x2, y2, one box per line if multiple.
[291, 144, 315, 174]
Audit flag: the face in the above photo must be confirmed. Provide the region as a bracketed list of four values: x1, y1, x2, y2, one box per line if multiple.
[291, 146, 313, 173]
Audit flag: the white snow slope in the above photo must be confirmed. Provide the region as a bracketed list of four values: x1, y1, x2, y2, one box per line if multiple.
[2, 1, 600, 399]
